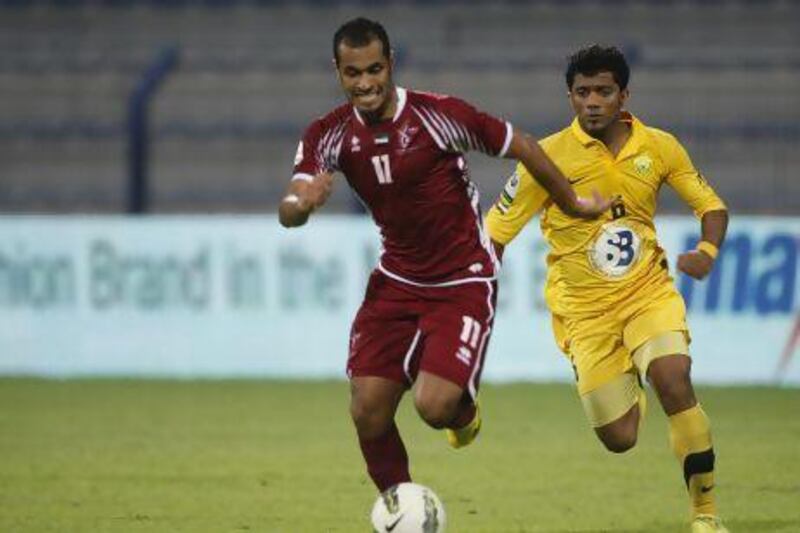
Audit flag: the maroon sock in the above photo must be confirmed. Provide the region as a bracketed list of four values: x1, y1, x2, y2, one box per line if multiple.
[358, 422, 411, 491]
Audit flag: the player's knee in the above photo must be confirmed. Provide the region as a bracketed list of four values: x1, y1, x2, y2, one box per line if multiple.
[414, 393, 459, 429]
[595, 415, 638, 453]
[649, 356, 693, 400]
[599, 428, 638, 453]
[350, 397, 393, 438]
[651, 366, 695, 414]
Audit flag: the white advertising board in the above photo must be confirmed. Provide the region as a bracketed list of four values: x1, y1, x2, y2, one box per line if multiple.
[0, 215, 797, 385]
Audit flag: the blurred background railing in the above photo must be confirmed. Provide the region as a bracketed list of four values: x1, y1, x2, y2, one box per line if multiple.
[1, 0, 798, 214]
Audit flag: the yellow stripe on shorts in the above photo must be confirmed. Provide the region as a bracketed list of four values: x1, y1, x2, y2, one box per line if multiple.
[632, 330, 689, 376]
[580, 371, 640, 428]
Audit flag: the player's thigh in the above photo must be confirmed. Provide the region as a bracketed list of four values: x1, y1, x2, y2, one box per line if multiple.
[623, 288, 689, 377]
[348, 273, 422, 386]
[555, 313, 640, 427]
[417, 280, 497, 400]
[559, 313, 633, 396]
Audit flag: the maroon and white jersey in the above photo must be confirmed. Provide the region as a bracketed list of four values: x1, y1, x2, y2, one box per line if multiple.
[292, 87, 513, 285]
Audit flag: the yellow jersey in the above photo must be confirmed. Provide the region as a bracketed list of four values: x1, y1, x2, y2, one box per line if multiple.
[486, 113, 726, 317]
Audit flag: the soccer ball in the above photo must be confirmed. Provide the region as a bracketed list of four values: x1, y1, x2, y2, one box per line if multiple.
[370, 482, 447, 533]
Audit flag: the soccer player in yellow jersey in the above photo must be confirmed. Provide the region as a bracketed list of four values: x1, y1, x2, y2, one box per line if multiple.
[486, 46, 730, 533]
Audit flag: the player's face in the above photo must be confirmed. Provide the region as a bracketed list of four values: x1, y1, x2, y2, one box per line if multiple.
[336, 39, 394, 120]
[569, 72, 629, 137]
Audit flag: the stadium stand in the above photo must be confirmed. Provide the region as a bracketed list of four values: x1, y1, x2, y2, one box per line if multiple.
[0, 0, 798, 213]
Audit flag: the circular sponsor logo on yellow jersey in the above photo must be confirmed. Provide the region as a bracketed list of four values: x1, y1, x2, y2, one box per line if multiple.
[588, 222, 642, 278]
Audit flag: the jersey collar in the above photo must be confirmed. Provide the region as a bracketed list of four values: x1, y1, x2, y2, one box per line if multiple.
[352, 86, 407, 125]
[570, 111, 645, 158]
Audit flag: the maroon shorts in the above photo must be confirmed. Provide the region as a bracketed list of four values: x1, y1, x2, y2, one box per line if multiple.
[347, 270, 497, 399]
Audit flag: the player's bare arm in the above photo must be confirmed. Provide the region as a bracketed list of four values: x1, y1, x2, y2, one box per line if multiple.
[505, 130, 613, 219]
[278, 172, 334, 228]
[677, 209, 728, 280]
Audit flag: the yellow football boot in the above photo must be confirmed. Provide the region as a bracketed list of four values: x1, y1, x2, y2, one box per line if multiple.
[446, 402, 481, 449]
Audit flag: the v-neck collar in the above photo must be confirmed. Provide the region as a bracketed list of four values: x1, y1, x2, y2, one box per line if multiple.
[352, 86, 407, 126]
[571, 111, 644, 161]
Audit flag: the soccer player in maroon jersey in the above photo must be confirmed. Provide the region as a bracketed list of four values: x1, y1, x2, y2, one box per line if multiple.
[279, 18, 612, 494]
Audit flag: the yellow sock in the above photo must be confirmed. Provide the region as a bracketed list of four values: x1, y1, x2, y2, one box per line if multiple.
[637, 385, 647, 431]
[669, 404, 717, 518]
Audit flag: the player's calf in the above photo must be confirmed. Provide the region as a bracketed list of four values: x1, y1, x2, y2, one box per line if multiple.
[350, 377, 411, 491]
[413, 371, 464, 429]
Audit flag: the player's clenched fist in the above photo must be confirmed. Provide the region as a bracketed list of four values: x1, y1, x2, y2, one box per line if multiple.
[677, 249, 714, 280]
[278, 171, 334, 227]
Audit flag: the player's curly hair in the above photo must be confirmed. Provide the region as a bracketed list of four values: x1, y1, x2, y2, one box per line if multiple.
[566, 45, 630, 90]
[333, 18, 392, 65]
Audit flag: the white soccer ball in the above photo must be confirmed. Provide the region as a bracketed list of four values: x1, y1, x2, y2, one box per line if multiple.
[370, 482, 447, 533]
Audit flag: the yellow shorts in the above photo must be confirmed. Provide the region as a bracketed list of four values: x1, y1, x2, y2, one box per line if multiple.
[553, 282, 690, 397]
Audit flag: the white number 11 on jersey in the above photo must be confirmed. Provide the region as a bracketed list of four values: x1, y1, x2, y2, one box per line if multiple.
[371, 155, 392, 184]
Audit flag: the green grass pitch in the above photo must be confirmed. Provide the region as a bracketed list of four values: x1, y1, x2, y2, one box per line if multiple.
[1, 379, 798, 532]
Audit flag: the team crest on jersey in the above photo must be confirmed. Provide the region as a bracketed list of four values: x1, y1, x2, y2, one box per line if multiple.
[351, 135, 361, 152]
[633, 154, 653, 177]
[398, 123, 419, 150]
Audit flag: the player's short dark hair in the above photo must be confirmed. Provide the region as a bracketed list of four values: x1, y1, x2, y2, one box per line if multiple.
[333, 17, 391, 65]
[566, 45, 630, 90]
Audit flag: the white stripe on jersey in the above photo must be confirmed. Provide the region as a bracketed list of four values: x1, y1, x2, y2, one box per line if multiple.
[476, 215, 499, 271]
[471, 131, 488, 154]
[413, 105, 494, 155]
[432, 110, 465, 151]
[316, 126, 334, 168]
[482, 217, 502, 270]
[445, 112, 481, 152]
[432, 108, 469, 153]
[411, 106, 447, 151]
[316, 122, 346, 171]
[499, 122, 514, 158]
[419, 106, 457, 151]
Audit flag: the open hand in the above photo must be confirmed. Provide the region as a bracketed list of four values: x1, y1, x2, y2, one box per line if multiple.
[574, 190, 617, 219]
